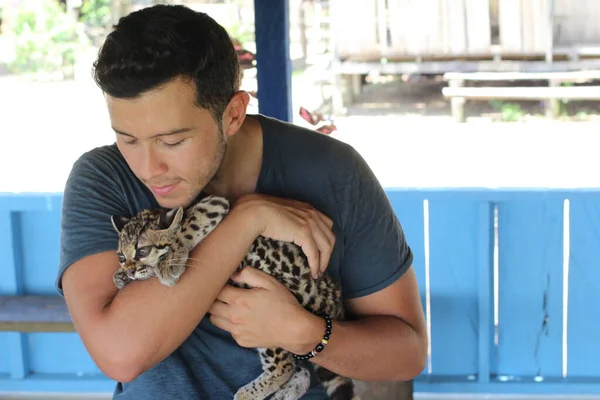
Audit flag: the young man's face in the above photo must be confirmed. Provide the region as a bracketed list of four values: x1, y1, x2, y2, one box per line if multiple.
[106, 78, 226, 209]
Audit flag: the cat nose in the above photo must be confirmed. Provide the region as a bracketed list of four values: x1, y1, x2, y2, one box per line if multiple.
[126, 268, 136, 278]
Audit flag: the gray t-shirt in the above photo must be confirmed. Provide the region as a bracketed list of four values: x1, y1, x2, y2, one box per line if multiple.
[56, 114, 413, 399]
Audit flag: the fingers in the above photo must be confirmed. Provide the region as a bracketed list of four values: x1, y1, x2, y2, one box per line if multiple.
[209, 298, 230, 318]
[230, 266, 277, 289]
[304, 215, 334, 277]
[209, 313, 234, 332]
[286, 206, 335, 278]
[241, 194, 336, 279]
[278, 198, 334, 230]
[215, 284, 245, 304]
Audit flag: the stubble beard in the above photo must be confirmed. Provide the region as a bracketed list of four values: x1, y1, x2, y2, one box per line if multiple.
[187, 124, 227, 206]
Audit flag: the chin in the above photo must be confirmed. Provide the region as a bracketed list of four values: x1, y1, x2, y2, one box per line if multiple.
[156, 193, 198, 210]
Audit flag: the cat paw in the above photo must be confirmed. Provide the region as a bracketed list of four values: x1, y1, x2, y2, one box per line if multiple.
[233, 387, 255, 400]
[270, 367, 311, 400]
[113, 271, 129, 289]
[155, 266, 185, 287]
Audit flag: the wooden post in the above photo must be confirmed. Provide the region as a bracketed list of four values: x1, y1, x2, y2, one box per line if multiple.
[299, 1, 308, 61]
[449, 79, 466, 123]
[1, 212, 30, 380]
[254, 0, 293, 122]
[546, 79, 561, 118]
[546, 0, 554, 63]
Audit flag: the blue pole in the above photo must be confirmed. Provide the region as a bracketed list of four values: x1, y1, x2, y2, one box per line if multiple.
[253, 0, 293, 122]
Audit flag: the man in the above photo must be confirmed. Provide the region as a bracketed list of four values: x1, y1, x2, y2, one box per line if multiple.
[56, 4, 427, 399]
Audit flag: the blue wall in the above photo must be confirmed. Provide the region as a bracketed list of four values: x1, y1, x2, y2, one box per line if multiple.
[2, 189, 600, 395]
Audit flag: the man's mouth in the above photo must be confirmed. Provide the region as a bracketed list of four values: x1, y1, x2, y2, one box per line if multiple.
[151, 183, 177, 196]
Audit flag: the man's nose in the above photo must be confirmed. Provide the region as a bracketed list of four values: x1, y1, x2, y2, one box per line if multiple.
[139, 146, 167, 181]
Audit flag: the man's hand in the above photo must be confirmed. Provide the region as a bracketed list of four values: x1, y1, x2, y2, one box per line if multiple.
[209, 267, 321, 354]
[234, 193, 335, 279]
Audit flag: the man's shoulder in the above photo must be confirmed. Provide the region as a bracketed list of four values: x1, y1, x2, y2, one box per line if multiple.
[258, 114, 361, 173]
[67, 143, 134, 185]
[72, 142, 123, 171]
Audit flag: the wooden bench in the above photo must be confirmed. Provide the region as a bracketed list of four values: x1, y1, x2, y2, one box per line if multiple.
[0, 295, 75, 332]
[442, 70, 600, 122]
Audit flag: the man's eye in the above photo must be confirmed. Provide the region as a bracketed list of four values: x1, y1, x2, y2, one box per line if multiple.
[163, 139, 185, 147]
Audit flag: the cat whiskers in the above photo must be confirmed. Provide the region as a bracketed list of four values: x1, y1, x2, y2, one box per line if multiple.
[163, 257, 202, 269]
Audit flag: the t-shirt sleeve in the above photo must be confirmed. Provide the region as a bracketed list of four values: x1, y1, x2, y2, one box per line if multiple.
[55, 151, 130, 296]
[338, 146, 414, 299]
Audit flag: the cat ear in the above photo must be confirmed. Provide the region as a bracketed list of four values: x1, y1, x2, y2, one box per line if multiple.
[111, 215, 130, 233]
[159, 207, 184, 231]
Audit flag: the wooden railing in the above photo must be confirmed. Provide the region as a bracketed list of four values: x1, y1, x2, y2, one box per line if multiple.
[1, 189, 600, 396]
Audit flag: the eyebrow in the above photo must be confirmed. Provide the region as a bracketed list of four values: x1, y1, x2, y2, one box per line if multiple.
[113, 127, 194, 138]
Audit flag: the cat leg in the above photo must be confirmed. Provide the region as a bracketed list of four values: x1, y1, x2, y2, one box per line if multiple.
[234, 348, 303, 400]
[113, 269, 131, 289]
[155, 248, 189, 287]
[154, 264, 184, 286]
[269, 363, 311, 400]
[314, 365, 356, 400]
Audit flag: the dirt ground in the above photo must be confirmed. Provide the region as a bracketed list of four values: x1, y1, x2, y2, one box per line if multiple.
[337, 74, 600, 121]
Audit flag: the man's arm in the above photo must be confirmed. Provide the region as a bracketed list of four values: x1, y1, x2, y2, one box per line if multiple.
[62, 206, 259, 382]
[295, 266, 427, 381]
[209, 265, 427, 382]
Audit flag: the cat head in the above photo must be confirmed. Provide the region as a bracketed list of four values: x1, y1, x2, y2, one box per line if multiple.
[110, 207, 184, 281]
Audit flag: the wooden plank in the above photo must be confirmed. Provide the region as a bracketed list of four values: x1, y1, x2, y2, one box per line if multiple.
[566, 199, 600, 377]
[1, 212, 31, 379]
[330, 0, 379, 59]
[442, 86, 600, 100]
[387, 0, 425, 57]
[499, 0, 524, 53]
[336, 59, 600, 75]
[465, 0, 492, 54]
[444, 70, 600, 81]
[0, 296, 75, 333]
[444, 0, 467, 55]
[428, 200, 479, 376]
[553, 0, 600, 47]
[477, 202, 494, 383]
[495, 199, 564, 377]
[386, 194, 429, 375]
[19, 211, 62, 293]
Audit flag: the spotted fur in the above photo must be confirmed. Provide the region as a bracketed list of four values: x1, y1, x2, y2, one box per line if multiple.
[111, 194, 356, 400]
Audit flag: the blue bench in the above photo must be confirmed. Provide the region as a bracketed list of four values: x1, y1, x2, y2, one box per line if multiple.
[0, 295, 74, 333]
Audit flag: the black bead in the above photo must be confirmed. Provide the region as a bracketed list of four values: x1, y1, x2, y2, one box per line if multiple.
[315, 343, 325, 352]
[324, 334, 330, 340]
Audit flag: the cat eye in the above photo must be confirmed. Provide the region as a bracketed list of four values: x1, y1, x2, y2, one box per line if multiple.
[117, 253, 126, 264]
[137, 247, 151, 258]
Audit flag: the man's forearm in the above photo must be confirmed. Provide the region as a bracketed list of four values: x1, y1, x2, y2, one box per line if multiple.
[94, 208, 258, 380]
[298, 313, 427, 381]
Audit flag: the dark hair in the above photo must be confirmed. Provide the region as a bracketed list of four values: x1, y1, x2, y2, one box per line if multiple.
[93, 4, 240, 120]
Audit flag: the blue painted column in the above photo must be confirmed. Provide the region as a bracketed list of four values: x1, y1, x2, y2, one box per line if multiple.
[253, 0, 293, 122]
[0, 212, 30, 380]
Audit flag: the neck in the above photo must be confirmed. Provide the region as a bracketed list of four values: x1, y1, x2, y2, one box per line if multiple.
[205, 115, 263, 201]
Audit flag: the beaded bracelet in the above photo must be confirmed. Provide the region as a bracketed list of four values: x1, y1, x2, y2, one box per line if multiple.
[293, 313, 333, 361]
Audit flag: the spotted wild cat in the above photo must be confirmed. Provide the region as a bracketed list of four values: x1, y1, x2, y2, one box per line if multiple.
[110, 194, 356, 400]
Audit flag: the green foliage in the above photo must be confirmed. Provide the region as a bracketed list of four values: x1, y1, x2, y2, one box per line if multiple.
[489, 100, 524, 122]
[4, 0, 90, 80]
[79, 0, 111, 28]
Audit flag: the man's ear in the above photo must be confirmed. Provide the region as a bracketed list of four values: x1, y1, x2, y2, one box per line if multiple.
[111, 215, 130, 233]
[223, 90, 250, 137]
[159, 207, 184, 231]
